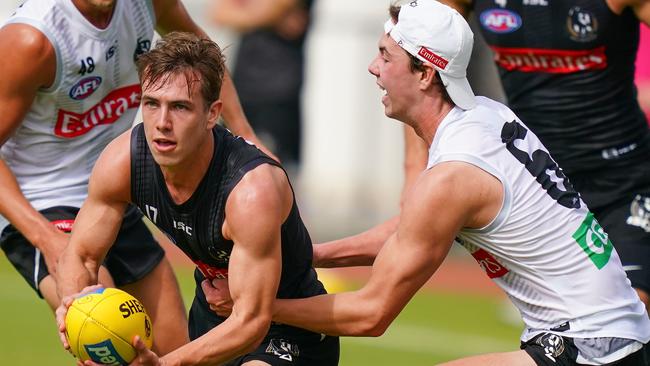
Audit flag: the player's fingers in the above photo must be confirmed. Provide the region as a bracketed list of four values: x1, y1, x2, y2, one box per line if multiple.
[55, 306, 70, 348]
[133, 335, 146, 351]
[211, 278, 229, 292]
[200, 279, 213, 292]
[58, 331, 69, 349]
[201, 280, 217, 302]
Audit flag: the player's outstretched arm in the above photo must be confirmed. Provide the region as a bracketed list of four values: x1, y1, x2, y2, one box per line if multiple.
[313, 215, 399, 268]
[273, 162, 504, 336]
[151, 0, 278, 161]
[161, 164, 288, 365]
[56, 131, 133, 347]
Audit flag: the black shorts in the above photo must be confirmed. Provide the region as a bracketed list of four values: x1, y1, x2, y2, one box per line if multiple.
[521, 333, 649, 365]
[0, 205, 165, 298]
[570, 161, 650, 294]
[188, 270, 340, 365]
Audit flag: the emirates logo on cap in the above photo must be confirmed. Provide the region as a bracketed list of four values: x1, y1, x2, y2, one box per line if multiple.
[418, 47, 448, 69]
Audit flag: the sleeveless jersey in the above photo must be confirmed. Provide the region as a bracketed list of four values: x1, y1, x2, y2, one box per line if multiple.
[130, 124, 325, 300]
[473, 0, 648, 173]
[427, 96, 650, 342]
[0, 0, 155, 229]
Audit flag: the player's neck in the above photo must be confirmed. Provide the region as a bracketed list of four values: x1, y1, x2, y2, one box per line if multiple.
[161, 135, 216, 205]
[409, 98, 454, 147]
[72, 0, 116, 29]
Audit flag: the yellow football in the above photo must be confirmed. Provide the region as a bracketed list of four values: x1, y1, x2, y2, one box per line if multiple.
[65, 288, 153, 365]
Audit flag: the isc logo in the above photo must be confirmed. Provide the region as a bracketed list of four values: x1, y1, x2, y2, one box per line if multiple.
[84, 340, 127, 365]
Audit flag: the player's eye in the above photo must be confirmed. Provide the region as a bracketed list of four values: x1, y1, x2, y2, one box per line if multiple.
[143, 100, 158, 108]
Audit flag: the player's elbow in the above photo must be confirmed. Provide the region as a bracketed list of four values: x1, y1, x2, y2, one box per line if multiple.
[353, 312, 391, 337]
[233, 310, 272, 350]
[345, 299, 393, 337]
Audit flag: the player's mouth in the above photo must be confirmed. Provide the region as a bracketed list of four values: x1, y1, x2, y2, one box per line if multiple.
[378, 84, 388, 104]
[152, 138, 177, 152]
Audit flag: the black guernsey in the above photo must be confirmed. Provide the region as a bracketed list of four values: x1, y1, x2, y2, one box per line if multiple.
[130, 123, 325, 301]
[473, 0, 648, 173]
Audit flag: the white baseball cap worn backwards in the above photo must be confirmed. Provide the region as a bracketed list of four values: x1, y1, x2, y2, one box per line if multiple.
[384, 0, 476, 110]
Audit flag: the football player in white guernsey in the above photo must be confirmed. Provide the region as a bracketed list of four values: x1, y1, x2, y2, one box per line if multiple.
[0, 0, 274, 357]
[201, 1, 650, 365]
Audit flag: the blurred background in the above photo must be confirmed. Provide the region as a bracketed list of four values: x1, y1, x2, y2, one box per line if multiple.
[0, 0, 648, 364]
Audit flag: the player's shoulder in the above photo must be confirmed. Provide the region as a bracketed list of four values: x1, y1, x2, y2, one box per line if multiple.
[236, 163, 288, 198]
[90, 130, 133, 200]
[0, 22, 53, 58]
[227, 162, 290, 216]
[98, 129, 133, 171]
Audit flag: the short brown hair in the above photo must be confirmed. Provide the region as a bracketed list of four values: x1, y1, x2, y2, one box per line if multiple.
[136, 32, 226, 108]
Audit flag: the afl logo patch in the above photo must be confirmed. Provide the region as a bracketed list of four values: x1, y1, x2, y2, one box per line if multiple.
[567, 6, 598, 42]
[69, 76, 102, 100]
[480, 9, 522, 33]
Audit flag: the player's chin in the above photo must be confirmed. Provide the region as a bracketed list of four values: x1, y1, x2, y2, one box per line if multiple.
[150, 150, 180, 167]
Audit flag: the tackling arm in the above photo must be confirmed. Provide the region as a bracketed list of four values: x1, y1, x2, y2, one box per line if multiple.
[273, 162, 504, 336]
[160, 164, 289, 365]
[313, 216, 399, 268]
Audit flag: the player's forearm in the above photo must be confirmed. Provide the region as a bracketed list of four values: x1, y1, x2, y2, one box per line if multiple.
[0, 159, 58, 248]
[161, 308, 270, 365]
[212, 0, 296, 32]
[314, 216, 399, 268]
[273, 291, 387, 337]
[56, 245, 99, 298]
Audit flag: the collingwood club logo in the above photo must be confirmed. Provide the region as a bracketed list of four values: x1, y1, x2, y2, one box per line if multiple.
[627, 195, 650, 233]
[567, 6, 598, 42]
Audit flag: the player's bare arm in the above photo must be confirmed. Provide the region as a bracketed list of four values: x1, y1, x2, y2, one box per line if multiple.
[152, 0, 277, 160]
[211, 0, 298, 32]
[159, 164, 289, 365]
[272, 161, 503, 336]
[313, 216, 399, 268]
[55, 132, 132, 345]
[0, 23, 72, 279]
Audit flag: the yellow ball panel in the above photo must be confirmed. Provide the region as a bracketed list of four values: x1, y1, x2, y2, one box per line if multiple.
[77, 319, 135, 364]
[65, 305, 89, 359]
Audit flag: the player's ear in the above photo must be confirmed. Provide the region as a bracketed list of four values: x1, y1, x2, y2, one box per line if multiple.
[419, 64, 436, 91]
[207, 99, 223, 129]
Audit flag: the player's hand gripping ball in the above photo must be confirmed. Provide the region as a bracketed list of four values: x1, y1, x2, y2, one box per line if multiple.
[65, 288, 153, 365]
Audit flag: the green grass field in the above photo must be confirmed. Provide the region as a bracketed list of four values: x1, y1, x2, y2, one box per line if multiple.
[0, 253, 522, 365]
